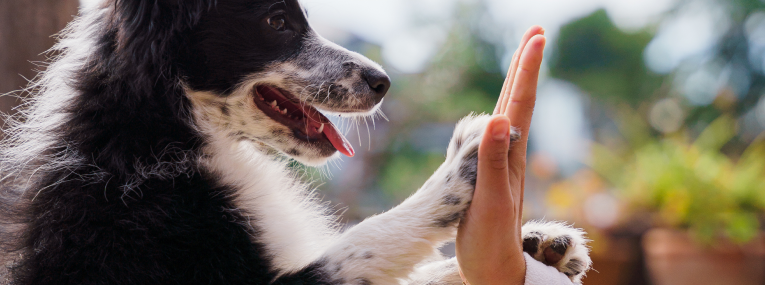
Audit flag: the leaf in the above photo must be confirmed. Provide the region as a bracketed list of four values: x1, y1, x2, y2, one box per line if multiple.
[726, 212, 760, 244]
[693, 115, 736, 151]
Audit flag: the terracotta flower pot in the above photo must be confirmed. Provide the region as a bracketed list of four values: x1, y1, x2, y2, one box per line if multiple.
[642, 228, 765, 285]
[581, 236, 642, 285]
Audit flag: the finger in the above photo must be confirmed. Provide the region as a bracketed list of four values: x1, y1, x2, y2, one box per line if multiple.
[506, 35, 546, 219]
[494, 51, 516, 115]
[497, 26, 543, 115]
[496, 26, 545, 115]
[506, 34, 545, 146]
[471, 115, 516, 222]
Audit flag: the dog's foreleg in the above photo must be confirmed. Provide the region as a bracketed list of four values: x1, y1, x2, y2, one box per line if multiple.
[307, 164, 471, 284]
[406, 258, 462, 285]
[293, 115, 590, 285]
[289, 115, 494, 285]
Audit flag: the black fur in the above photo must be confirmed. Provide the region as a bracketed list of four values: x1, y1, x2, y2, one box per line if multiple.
[0, 0, 342, 284]
[458, 148, 479, 187]
[178, 0, 311, 93]
[441, 194, 461, 206]
[433, 212, 464, 228]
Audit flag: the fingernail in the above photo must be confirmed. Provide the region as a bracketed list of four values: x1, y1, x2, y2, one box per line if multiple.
[492, 118, 510, 141]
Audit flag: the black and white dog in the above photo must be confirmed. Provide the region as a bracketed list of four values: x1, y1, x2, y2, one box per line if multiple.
[0, 0, 591, 284]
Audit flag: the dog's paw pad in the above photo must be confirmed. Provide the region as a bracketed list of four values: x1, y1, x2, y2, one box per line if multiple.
[522, 231, 544, 255]
[521, 221, 592, 284]
[543, 235, 571, 265]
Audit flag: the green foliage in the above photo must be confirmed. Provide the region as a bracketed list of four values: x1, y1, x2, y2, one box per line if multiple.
[370, 13, 507, 200]
[377, 145, 445, 201]
[592, 114, 765, 244]
[389, 22, 506, 123]
[329, 0, 765, 225]
[556, 5, 765, 244]
[551, 9, 663, 105]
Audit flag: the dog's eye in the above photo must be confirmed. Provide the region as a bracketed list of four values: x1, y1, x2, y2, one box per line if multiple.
[268, 15, 287, 31]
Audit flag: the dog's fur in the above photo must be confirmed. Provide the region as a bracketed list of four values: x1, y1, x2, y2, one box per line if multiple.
[0, 1, 591, 284]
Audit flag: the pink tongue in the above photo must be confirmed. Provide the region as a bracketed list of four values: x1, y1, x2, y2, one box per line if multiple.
[322, 121, 354, 157]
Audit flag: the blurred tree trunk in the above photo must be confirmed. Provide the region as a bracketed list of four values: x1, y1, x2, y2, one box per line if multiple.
[0, 0, 79, 130]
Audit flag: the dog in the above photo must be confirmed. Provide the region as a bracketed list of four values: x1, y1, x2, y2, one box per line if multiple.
[0, 0, 591, 284]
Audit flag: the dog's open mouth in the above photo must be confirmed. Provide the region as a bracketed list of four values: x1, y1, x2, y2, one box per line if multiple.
[253, 85, 354, 157]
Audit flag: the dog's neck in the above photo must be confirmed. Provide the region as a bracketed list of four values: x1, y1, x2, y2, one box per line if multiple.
[198, 132, 341, 272]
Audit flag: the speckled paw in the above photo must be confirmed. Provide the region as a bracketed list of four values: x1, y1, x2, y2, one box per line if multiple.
[521, 221, 592, 284]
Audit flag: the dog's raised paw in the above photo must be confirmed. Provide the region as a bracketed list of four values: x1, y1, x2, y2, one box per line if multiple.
[521, 221, 592, 284]
[445, 114, 520, 184]
[447, 114, 520, 158]
[425, 114, 520, 229]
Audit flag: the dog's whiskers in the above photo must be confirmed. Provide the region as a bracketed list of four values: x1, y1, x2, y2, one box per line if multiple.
[376, 109, 389, 122]
[363, 116, 371, 151]
[353, 117, 362, 148]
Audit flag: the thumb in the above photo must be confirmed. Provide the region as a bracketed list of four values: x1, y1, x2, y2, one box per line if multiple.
[461, 114, 515, 253]
[473, 115, 512, 204]
[479, 115, 511, 174]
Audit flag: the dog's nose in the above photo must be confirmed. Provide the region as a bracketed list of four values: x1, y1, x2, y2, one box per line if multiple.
[363, 68, 391, 104]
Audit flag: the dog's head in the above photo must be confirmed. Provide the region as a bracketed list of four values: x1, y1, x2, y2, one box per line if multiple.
[169, 0, 389, 165]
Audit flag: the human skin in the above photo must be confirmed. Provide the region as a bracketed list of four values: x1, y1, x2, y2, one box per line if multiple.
[456, 26, 546, 285]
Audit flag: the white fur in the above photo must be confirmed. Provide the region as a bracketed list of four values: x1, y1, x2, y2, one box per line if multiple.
[190, 106, 592, 284]
[0, 5, 105, 194]
[523, 253, 576, 285]
[1, 4, 592, 282]
[199, 127, 340, 273]
[191, 113, 490, 284]
[522, 221, 593, 284]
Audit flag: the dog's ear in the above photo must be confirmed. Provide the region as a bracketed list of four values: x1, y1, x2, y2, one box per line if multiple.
[110, 0, 210, 34]
[105, 0, 212, 93]
[161, 0, 184, 6]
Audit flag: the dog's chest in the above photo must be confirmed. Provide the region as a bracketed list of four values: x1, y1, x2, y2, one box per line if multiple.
[206, 143, 339, 272]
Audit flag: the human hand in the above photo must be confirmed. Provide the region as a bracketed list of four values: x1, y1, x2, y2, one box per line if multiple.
[455, 26, 546, 285]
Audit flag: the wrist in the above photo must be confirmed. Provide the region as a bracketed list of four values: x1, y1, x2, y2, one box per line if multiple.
[459, 251, 526, 285]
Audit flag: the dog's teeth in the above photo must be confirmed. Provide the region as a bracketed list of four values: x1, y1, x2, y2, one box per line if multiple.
[281, 108, 287, 115]
[271, 100, 277, 107]
[318, 123, 324, 133]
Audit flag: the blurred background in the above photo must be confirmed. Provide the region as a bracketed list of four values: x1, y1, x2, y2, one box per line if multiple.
[2, 0, 765, 284]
